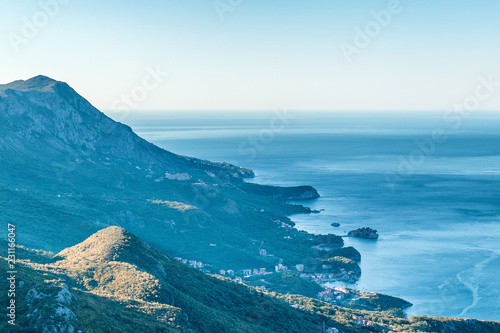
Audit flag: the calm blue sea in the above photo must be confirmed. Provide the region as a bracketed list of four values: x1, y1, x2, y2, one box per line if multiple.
[120, 110, 500, 321]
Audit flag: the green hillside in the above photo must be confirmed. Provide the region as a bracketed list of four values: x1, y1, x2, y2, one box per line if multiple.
[2, 228, 499, 333]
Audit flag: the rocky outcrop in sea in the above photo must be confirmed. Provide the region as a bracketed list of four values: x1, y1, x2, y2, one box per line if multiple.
[347, 227, 379, 239]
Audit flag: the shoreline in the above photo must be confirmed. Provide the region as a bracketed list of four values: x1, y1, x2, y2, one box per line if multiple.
[138, 122, 500, 322]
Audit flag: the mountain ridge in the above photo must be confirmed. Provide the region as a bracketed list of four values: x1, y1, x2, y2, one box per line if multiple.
[3, 227, 500, 333]
[0, 75, 60, 95]
[0, 75, 254, 178]
[0, 75, 327, 276]
[3, 226, 329, 332]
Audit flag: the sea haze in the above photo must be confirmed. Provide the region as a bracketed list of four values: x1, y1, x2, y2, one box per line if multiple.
[119, 110, 500, 321]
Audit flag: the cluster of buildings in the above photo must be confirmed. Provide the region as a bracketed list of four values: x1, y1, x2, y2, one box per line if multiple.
[351, 315, 374, 328]
[300, 268, 358, 284]
[175, 255, 271, 283]
[272, 219, 292, 229]
[217, 269, 235, 276]
[317, 286, 377, 310]
[177, 248, 312, 286]
[242, 267, 268, 277]
[274, 263, 305, 273]
[274, 264, 288, 272]
[175, 257, 207, 271]
[317, 286, 351, 302]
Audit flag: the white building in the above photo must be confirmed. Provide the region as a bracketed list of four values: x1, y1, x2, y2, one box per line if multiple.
[275, 264, 288, 272]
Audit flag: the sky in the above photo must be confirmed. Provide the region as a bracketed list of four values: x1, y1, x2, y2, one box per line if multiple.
[1, 0, 499, 112]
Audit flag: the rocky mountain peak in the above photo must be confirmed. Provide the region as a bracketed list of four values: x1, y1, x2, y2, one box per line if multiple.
[0, 75, 61, 96]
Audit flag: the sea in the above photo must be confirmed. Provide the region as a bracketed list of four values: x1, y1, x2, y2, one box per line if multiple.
[117, 110, 500, 321]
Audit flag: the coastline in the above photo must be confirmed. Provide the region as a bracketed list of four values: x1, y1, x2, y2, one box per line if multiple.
[134, 115, 500, 322]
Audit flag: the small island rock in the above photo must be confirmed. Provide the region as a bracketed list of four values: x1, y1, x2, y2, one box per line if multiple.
[348, 227, 379, 239]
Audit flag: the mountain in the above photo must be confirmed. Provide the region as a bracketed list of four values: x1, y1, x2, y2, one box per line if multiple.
[2, 227, 499, 333]
[0, 227, 325, 332]
[0, 75, 332, 277]
[3, 76, 498, 332]
[0, 75, 254, 175]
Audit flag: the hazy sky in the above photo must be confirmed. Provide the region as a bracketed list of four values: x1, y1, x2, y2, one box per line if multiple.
[1, 0, 499, 111]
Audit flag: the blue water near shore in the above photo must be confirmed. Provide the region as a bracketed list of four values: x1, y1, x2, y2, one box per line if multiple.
[123, 111, 500, 321]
